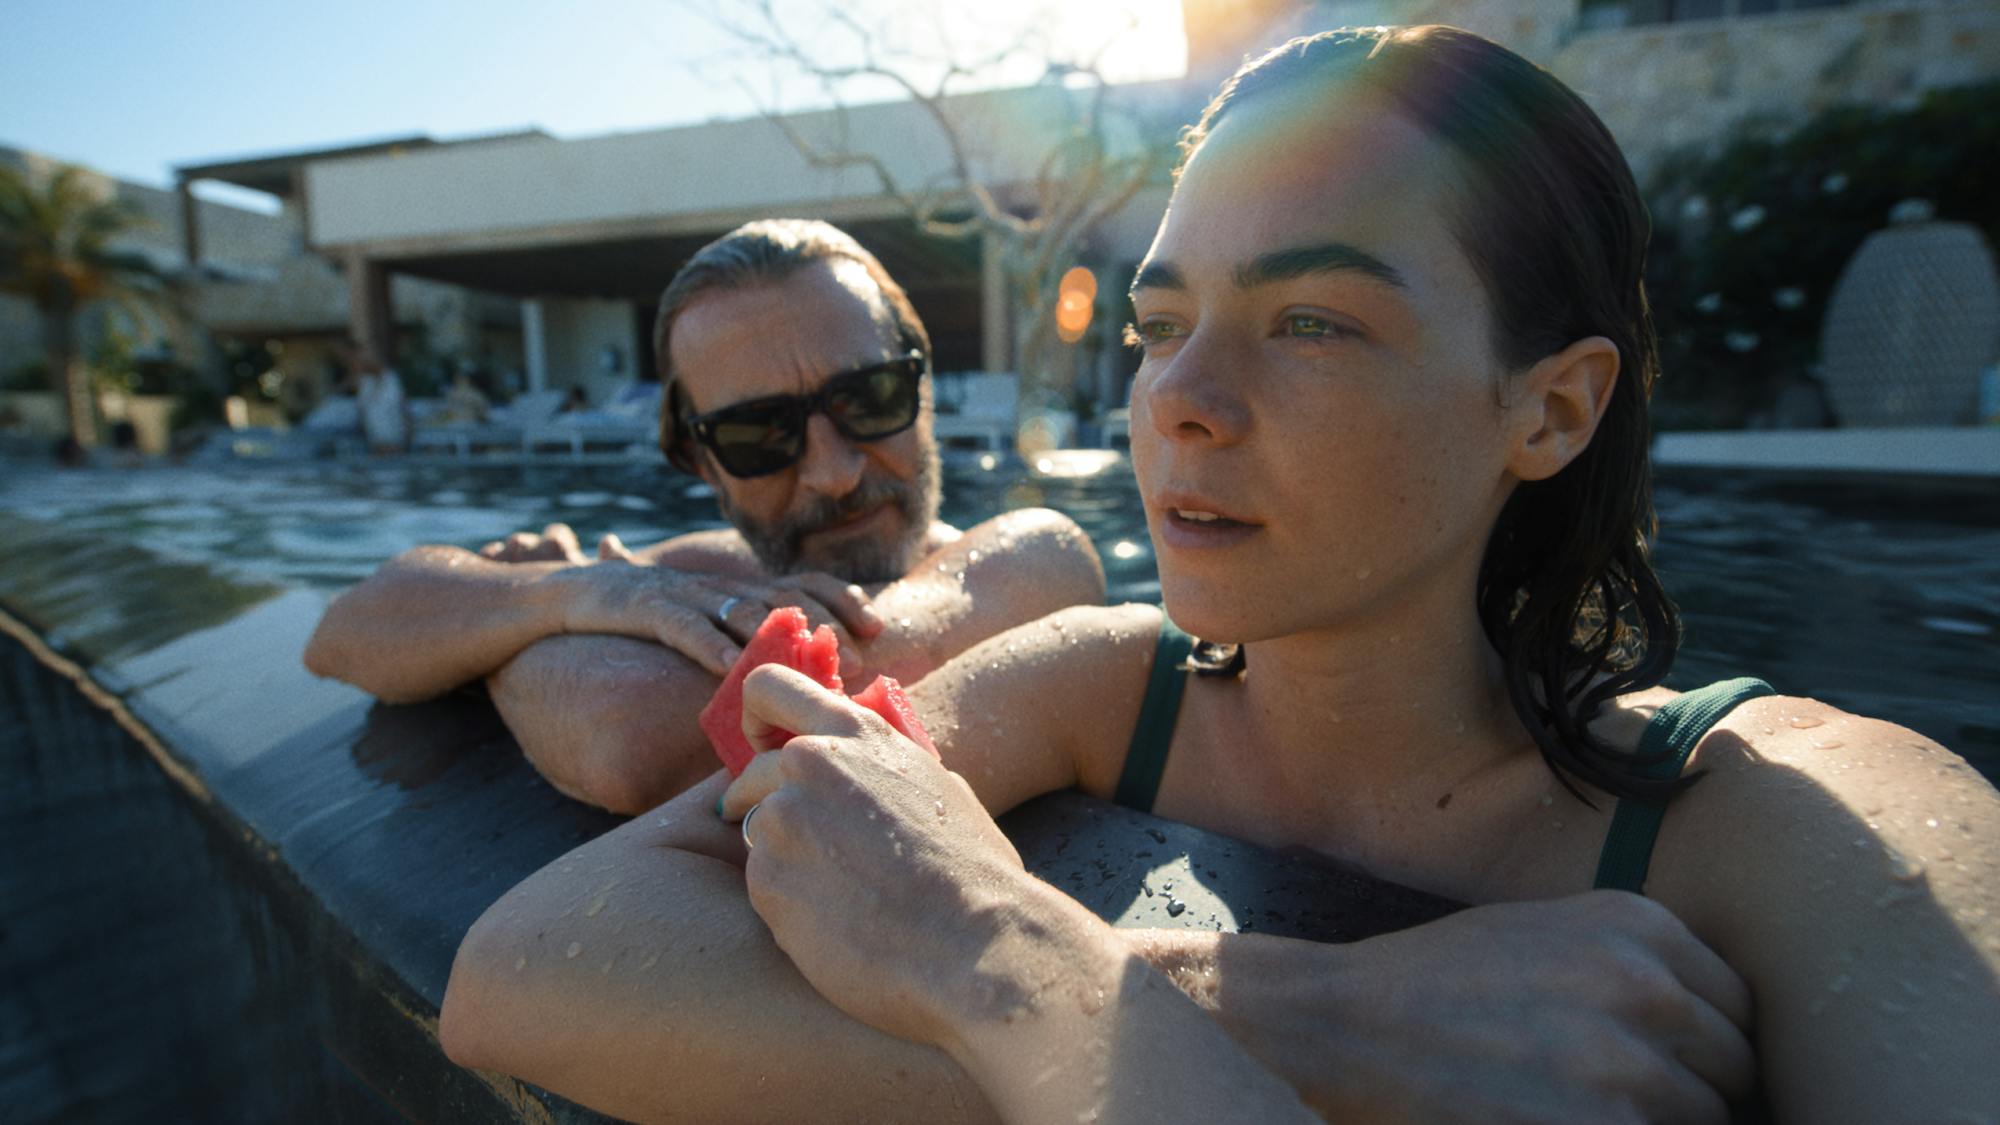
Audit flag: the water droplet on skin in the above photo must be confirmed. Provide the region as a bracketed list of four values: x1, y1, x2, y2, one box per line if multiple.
[934, 800, 946, 820]
[586, 896, 608, 917]
[566, 942, 583, 959]
[514, 957, 527, 972]
[1787, 715, 1826, 730]
[1937, 849, 1955, 862]
[892, 840, 905, 857]
[967, 549, 983, 564]
[1926, 818, 1940, 828]
[1762, 727, 1775, 736]
[1814, 740, 1845, 750]
[897, 617, 913, 629]
[640, 954, 660, 970]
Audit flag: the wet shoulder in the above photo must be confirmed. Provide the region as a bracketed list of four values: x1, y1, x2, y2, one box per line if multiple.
[952, 508, 1100, 574]
[911, 602, 1166, 804]
[1642, 691, 1999, 949]
[1644, 695, 2000, 1119]
[641, 528, 761, 576]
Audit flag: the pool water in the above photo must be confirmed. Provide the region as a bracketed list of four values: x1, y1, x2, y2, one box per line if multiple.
[1, 456, 1994, 780]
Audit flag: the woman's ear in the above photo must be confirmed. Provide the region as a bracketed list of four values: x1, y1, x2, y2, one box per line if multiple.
[1505, 336, 1620, 482]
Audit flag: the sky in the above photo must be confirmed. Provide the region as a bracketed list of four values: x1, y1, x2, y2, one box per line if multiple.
[1, 0, 1188, 211]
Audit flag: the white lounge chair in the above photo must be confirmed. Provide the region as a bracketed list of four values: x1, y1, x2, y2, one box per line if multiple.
[933, 371, 1018, 452]
[522, 382, 663, 459]
[413, 390, 567, 458]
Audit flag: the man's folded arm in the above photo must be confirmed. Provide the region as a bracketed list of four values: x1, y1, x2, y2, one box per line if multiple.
[486, 635, 722, 814]
[486, 508, 1104, 814]
[304, 546, 574, 703]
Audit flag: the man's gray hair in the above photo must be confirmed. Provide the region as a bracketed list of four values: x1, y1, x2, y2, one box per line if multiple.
[655, 218, 931, 473]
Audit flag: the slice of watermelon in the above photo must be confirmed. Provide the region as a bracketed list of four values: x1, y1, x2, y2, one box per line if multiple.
[850, 675, 938, 758]
[699, 607, 940, 776]
[699, 607, 842, 777]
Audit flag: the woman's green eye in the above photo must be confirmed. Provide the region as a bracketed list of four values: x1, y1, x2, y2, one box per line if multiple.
[1124, 320, 1183, 349]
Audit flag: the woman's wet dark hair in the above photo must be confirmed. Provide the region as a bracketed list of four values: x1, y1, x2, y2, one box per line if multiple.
[1182, 26, 1683, 804]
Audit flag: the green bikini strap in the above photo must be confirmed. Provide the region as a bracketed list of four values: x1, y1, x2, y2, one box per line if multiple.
[1592, 677, 1777, 894]
[1112, 615, 1198, 814]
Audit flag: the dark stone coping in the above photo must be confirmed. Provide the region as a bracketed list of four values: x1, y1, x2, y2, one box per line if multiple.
[0, 511, 1458, 1122]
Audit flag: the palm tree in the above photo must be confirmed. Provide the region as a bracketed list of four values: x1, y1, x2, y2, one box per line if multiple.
[0, 161, 164, 450]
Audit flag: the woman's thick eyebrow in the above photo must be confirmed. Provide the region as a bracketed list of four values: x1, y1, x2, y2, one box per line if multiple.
[1129, 244, 1406, 300]
[1130, 261, 1185, 296]
[1236, 243, 1407, 290]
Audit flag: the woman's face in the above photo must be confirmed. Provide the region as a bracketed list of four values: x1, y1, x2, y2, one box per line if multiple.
[1128, 90, 1530, 644]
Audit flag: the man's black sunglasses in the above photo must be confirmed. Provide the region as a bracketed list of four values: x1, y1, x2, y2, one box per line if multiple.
[685, 352, 926, 479]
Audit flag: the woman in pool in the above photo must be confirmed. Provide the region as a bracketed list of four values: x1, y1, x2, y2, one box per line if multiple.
[441, 26, 2000, 1122]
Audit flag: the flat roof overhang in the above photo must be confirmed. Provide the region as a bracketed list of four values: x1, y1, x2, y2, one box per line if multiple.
[177, 131, 555, 197]
[366, 212, 985, 302]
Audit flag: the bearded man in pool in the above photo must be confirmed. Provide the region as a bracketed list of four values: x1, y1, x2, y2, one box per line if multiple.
[305, 219, 1106, 814]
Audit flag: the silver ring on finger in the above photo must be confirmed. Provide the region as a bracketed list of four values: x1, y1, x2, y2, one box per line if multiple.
[717, 594, 743, 622]
[740, 802, 761, 849]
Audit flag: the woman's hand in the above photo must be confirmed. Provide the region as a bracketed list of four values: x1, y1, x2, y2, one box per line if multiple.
[720, 665, 1317, 1123]
[1127, 891, 1754, 1122]
[721, 663, 1034, 1050]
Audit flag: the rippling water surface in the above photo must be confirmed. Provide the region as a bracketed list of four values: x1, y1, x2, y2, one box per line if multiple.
[1, 456, 1993, 778]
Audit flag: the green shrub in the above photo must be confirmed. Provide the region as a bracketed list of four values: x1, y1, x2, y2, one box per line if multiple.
[1646, 81, 2000, 428]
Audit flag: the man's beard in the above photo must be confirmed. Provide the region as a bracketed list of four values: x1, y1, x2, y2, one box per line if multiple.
[717, 436, 941, 584]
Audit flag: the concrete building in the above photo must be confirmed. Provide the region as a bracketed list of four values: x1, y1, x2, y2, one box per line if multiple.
[299, 0, 1996, 430]
[0, 137, 531, 434]
[15, 0, 1988, 446]
[304, 84, 1164, 415]
[172, 136, 536, 412]
[1186, 0, 1999, 180]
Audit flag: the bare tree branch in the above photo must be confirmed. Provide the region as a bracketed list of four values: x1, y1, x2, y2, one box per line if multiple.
[686, 0, 1170, 403]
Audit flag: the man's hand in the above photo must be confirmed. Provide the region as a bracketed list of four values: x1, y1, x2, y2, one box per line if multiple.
[550, 558, 884, 679]
[1138, 890, 1755, 1123]
[479, 522, 593, 565]
[480, 521, 646, 566]
[469, 521, 882, 677]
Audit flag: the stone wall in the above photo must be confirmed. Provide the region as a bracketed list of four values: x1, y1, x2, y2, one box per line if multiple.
[1179, 1, 2000, 184]
[1552, 0, 2000, 180]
